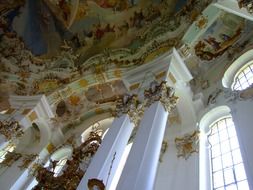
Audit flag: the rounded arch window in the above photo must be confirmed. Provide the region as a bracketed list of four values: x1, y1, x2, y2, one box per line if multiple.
[222, 50, 253, 90]
[208, 116, 249, 190]
[232, 62, 253, 91]
[199, 106, 249, 190]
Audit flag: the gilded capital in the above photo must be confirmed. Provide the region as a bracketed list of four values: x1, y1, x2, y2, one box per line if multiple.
[144, 81, 178, 112]
[0, 120, 24, 140]
[114, 94, 143, 126]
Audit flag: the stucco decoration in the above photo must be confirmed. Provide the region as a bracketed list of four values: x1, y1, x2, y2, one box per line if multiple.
[0, 120, 24, 141]
[0, 0, 212, 98]
[175, 130, 200, 160]
[238, 0, 253, 14]
[0, 151, 22, 167]
[31, 130, 102, 190]
[239, 84, 253, 100]
[144, 81, 178, 112]
[114, 94, 144, 126]
[225, 84, 253, 103]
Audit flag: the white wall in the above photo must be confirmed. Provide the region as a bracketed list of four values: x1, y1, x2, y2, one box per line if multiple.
[229, 99, 253, 189]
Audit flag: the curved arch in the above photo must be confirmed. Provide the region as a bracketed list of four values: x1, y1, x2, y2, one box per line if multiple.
[51, 146, 73, 161]
[199, 105, 232, 190]
[64, 111, 113, 138]
[19, 119, 52, 154]
[199, 105, 231, 133]
[222, 49, 253, 88]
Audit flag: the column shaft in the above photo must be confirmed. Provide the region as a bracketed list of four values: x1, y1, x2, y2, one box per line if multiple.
[116, 101, 168, 190]
[77, 114, 134, 190]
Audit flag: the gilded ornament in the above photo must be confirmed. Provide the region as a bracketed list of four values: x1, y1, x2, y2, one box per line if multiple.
[88, 178, 106, 190]
[0, 151, 22, 167]
[114, 94, 144, 126]
[238, 0, 253, 14]
[175, 130, 200, 160]
[144, 81, 178, 112]
[32, 130, 102, 190]
[195, 15, 208, 29]
[0, 120, 24, 140]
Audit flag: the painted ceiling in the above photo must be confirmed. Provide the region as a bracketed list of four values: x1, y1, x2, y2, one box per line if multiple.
[3, 0, 192, 56]
[1, 0, 253, 131]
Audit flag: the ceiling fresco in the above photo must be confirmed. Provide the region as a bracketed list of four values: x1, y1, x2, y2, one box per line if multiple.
[194, 12, 245, 61]
[3, 0, 253, 131]
[0, 0, 212, 99]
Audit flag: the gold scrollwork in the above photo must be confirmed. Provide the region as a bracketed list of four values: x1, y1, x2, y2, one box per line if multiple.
[0, 120, 24, 140]
[114, 94, 144, 126]
[31, 130, 102, 190]
[238, 0, 253, 14]
[175, 130, 200, 160]
[88, 178, 106, 190]
[144, 81, 178, 112]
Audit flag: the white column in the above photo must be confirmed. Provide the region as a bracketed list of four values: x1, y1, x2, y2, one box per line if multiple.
[117, 102, 168, 190]
[77, 95, 140, 190]
[117, 82, 177, 190]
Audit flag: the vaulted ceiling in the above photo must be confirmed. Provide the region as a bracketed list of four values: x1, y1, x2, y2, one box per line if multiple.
[1, 0, 253, 130]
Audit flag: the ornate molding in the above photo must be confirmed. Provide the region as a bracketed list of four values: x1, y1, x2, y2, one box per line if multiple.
[175, 130, 200, 160]
[114, 94, 144, 126]
[0, 151, 22, 167]
[225, 84, 253, 103]
[238, 0, 253, 14]
[0, 120, 24, 140]
[31, 130, 102, 190]
[195, 14, 208, 30]
[87, 178, 105, 190]
[144, 81, 178, 112]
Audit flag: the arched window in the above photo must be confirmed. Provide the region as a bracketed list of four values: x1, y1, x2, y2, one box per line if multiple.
[199, 106, 250, 190]
[208, 117, 249, 190]
[222, 50, 253, 90]
[232, 62, 253, 90]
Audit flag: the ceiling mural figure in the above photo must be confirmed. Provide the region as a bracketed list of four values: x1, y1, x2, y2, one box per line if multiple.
[0, 0, 213, 98]
[194, 12, 245, 61]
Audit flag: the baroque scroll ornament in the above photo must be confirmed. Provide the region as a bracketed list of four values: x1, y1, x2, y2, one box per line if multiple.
[144, 81, 178, 112]
[31, 130, 102, 190]
[175, 130, 200, 160]
[238, 0, 253, 14]
[114, 94, 144, 126]
[0, 120, 24, 140]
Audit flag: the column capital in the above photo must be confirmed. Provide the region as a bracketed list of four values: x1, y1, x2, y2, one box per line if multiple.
[114, 94, 144, 126]
[0, 120, 24, 141]
[144, 81, 178, 112]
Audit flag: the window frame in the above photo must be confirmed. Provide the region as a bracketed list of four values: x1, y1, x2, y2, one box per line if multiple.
[222, 49, 253, 90]
[208, 116, 249, 190]
[232, 62, 253, 91]
[199, 106, 250, 190]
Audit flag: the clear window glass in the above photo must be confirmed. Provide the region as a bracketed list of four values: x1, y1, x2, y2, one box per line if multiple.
[233, 63, 253, 91]
[208, 117, 249, 190]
